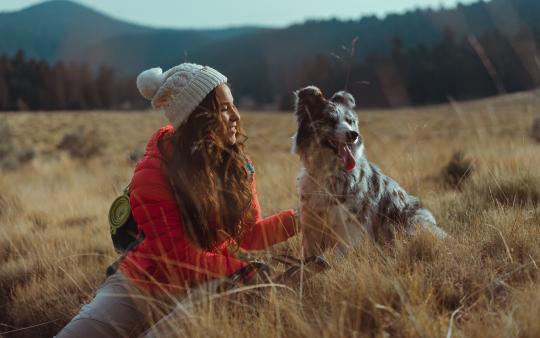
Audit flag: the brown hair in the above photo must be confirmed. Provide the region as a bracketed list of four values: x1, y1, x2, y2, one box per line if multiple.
[157, 87, 253, 250]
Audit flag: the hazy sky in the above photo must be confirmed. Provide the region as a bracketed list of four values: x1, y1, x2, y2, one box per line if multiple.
[0, 0, 480, 29]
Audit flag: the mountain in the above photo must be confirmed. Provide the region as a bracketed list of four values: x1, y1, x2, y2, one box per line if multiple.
[2, 0, 538, 74]
[2, 0, 539, 74]
[187, 0, 540, 104]
[77, 27, 274, 75]
[0, 0, 149, 61]
[0, 0, 264, 68]
[0, 0, 539, 108]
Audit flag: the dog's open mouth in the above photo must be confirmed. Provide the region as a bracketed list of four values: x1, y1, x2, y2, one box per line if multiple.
[326, 140, 356, 172]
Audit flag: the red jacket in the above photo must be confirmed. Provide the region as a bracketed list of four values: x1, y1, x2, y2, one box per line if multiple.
[120, 125, 297, 294]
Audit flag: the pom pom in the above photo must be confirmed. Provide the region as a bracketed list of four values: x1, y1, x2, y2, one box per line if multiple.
[136, 67, 165, 100]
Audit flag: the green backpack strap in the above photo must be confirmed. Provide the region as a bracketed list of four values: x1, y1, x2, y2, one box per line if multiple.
[106, 183, 142, 277]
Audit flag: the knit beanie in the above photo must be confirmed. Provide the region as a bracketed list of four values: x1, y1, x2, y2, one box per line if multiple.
[136, 63, 228, 129]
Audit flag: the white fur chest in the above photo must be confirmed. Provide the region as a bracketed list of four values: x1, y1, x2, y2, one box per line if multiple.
[297, 167, 368, 254]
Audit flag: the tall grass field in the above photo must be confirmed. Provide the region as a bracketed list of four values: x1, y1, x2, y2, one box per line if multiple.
[1, 90, 540, 337]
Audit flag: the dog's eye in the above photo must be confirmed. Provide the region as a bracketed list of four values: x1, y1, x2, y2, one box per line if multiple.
[345, 117, 354, 125]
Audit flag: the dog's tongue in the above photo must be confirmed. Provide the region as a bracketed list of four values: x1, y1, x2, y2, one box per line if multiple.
[338, 145, 356, 172]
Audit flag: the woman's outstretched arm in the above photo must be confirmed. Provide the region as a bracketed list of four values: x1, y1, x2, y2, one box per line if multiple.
[240, 171, 298, 251]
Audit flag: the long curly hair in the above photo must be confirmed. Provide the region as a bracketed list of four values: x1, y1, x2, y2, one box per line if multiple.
[157, 87, 253, 250]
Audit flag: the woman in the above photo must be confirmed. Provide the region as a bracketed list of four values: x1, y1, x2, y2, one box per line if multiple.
[56, 63, 298, 337]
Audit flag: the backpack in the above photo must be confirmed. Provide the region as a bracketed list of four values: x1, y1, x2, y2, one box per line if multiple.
[106, 184, 144, 276]
[108, 184, 143, 253]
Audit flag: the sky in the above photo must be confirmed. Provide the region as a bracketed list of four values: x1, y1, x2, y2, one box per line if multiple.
[0, 0, 481, 29]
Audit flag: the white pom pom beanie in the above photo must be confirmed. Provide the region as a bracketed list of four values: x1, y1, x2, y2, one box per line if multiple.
[136, 63, 228, 129]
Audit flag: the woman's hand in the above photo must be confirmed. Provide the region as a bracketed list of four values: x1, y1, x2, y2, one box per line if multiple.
[242, 262, 273, 286]
[216, 262, 273, 292]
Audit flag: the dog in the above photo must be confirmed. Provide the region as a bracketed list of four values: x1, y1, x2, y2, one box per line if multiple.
[292, 86, 448, 257]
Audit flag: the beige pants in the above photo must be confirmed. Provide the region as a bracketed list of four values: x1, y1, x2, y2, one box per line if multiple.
[55, 272, 226, 338]
[139, 277, 226, 338]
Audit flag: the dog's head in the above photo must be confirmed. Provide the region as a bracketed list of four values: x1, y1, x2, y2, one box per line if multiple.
[293, 86, 362, 172]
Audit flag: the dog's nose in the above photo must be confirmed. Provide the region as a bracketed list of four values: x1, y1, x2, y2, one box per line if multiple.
[345, 131, 359, 143]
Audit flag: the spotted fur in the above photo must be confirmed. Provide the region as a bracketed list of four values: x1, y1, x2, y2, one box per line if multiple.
[293, 86, 447, 256]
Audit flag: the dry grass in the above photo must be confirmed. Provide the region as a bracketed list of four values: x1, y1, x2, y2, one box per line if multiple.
[1, 90, 540, 337]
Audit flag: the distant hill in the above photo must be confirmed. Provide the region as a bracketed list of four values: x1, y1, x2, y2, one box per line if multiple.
[78, 27, 273, 75]
[0, 0, 148, 61]
[0, 0, 264, 70]
[2, 0, 539, 75]
[0, 0, 539, 109]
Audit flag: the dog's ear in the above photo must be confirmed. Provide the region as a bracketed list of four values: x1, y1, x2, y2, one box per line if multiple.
[294, 86, 327, 118]
[331, 91, 356, 109]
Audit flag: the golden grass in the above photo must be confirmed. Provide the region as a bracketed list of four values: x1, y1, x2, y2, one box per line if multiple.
[1, 90, 540, 337]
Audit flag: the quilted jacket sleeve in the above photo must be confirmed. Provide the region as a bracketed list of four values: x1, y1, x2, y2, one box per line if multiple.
[239, 171, 298, 251]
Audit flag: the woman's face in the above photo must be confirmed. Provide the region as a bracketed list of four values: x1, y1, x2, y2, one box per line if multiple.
[215, 84, 241, 145]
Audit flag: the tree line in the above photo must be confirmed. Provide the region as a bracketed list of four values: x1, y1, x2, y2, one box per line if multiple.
[275, 26, 540, 109]
[0, 51, 144, 111]
[0, 25, 539, 111]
